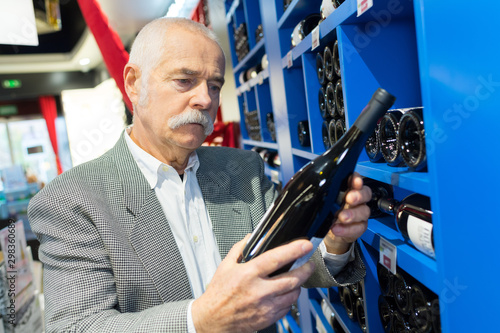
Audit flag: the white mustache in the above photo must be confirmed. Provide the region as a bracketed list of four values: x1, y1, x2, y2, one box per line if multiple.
[168, 110, 214, 136]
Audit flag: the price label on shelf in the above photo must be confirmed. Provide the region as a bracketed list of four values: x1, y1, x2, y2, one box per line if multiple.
[271, 170, 280, 185]
[311, 26, 320, 51]
[379, 237, 397, 274]
[357, 0, 373, 17]
[287, 51, 293, 68]
[258, 72, 264, 85]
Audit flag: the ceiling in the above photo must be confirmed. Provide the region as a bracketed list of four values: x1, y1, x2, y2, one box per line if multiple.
[0, 0, 201, 75]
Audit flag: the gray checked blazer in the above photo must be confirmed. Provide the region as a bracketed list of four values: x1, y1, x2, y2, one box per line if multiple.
[28, 134, 365, 332]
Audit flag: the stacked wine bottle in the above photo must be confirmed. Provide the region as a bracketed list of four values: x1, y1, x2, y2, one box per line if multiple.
[242, 102, 261, 141]
[365, 107, 427, 171]
[338, 281, 367, 332]
[233, 22, 249, 62]
[316, 30, 346, 151]
[377, 264, 441, 333]
[365, 178, 435, 258]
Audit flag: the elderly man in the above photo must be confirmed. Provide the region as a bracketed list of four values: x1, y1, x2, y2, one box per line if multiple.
[28, 17, 370, 332]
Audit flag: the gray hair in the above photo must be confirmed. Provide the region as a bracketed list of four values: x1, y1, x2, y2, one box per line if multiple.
[128, 17, 222, 83]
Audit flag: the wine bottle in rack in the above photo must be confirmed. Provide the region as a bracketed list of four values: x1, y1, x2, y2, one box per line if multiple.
[431, 299, 441, 333]
[409, 284, 434, 333]
[297, 120, 311, 147]
[319, 87, 328, 119]
[333, 40, 341, 77]
[365, 116, 384, 162]
[322, 120, 331, 150]
[324, 45, 335, 82]
[363, 178, 393, 218]
[266, 113, 276, 142]
[378, 295, 396, 333]
[326, 81, 336, 117]
[398, 107, 426, 171]
[378, 193, 435, 258]
[340, 286, 356, 321]
[377, 263, 394, 296]
[334, 118, 346, 143]
[393, 271, 412, 315]
[291, 14, 321, 48]
[320, 0, 338, 20]
[379, 110, 405, 166]
[391, 311, 412, 332]
[317, 52, 326, 85]
[241, 88, 396, 275]
[335, 78, 344, 117]
[328, 118, 337, 147]
[355, 297, 367, 333]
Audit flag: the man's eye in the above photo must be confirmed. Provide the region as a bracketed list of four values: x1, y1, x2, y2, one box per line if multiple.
[176, 79, 191, 85]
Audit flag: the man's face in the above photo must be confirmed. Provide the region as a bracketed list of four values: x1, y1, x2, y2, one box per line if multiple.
[131, 28, 225, 153]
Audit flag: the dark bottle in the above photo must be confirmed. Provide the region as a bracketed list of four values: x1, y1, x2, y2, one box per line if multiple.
[378, 193, 435, 258]
[316, 52, 326, 85]
[377, 263, 394, 296]
[340, 286, 356, 321]
[291, 14, 322, 47]
[334, 118, 346, 143]
[322, 120, 331, 150]
[266, 113, 276, 142]
[242, 88, 396, 275]
[332, 317, 346, 333]
[409, 284, 434, 333]
[365, 116, 384, 162]
[319, 87, 328, 119]
[379, 110, 405, 166]
[323, 46, 335, 82]
[333, 39, 341, 77]
[297, 120, 311, 147]
[255, 24, 264, 43]
[378, 295, 396, 333]
[363, 178, 393, 219]
[393, 271, 412, 315]
[326, 81, 336, 117]
[355, 297, 367, 332]
[335, 0, 346, 7]
[398, 107, 426, 171]
[392, 311, 412, 333]
[328, 119, 337, 147]
[431, 299, 441, 333]
[334, 78, 344, 117]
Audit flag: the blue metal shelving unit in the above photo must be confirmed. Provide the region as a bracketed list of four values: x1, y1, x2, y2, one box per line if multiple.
[225, 0, 500, 331]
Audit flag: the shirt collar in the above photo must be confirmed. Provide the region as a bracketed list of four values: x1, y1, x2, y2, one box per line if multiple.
[124, 127, 200, 189]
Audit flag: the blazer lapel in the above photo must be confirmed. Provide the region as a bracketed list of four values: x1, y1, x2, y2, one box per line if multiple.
[196, 157, 254, 259]
[111, 134, 192, 301]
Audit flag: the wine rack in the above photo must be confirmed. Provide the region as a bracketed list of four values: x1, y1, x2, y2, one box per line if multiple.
[225, 0, 500, 332]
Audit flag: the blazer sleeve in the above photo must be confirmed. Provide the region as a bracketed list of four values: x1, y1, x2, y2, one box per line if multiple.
[28, 188, 191, 333]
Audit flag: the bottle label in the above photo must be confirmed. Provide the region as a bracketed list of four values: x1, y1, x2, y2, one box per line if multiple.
[407, 215, 435, 257]
[289, 236, 323, 271]
[321, 0, 336, 18]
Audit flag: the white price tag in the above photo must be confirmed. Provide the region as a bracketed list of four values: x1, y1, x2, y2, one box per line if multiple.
[287, 51, 293, 68]
[271, 170, 280, 185]
[357, 0, 373, 17]
[311, 26, 320, 51]
[379, 237, 397, 275]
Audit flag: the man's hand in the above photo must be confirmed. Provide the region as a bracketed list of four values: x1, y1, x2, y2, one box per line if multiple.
[192, 236, 315, 333]
[324, 172, 372, 254]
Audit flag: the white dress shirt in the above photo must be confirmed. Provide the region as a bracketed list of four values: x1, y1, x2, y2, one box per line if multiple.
[124, 129, 354, 332]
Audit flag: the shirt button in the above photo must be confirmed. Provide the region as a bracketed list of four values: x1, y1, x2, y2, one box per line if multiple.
[193, 235, 199, 243]
[162, 165, 169, 172]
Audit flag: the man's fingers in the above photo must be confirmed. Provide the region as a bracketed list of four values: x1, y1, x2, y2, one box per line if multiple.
[226, 234, 251, 263]
[337, 204, 370, 223]
[331, 220, 368, 238]
[249, 239, 313, 277]
[345, 185, 372, 206]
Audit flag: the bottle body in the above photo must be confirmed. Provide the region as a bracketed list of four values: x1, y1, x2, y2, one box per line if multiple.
[378, 193, 434, 258]
[242, 89, 396, 275]
[398, 107, 426, 170]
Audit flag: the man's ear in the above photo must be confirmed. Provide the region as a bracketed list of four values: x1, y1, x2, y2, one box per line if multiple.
[124, 64, 141, 106]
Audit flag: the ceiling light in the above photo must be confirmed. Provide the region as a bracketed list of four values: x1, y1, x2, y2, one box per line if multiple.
[79, 58, 91, 66]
